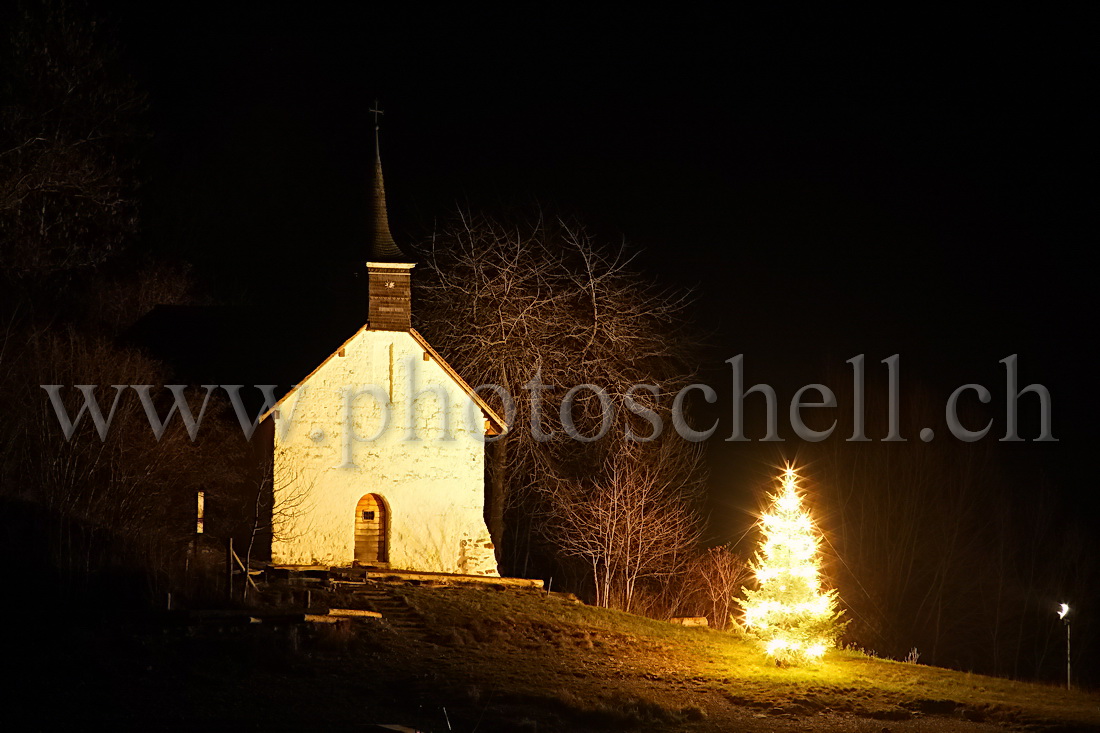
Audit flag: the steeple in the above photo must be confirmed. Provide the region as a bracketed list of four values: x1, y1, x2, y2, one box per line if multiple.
[369, 125, 405, 262]
[366, 102, 415, 330]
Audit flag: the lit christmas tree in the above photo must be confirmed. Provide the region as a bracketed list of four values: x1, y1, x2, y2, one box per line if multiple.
[739, 465, 845, 664]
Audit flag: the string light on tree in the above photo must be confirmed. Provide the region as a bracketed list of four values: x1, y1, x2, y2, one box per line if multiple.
[739, 464, 846, 665]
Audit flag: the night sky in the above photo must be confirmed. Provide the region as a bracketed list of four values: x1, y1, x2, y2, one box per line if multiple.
[113, 7, 1091, 517]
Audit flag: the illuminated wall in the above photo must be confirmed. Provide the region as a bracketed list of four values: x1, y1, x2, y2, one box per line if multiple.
[267, 326, 498, 576]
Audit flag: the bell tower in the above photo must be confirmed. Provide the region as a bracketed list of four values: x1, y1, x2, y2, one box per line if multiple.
[366, 102, 415, 331]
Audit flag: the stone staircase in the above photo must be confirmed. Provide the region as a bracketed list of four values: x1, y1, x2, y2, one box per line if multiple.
[354, 584, 429, 641]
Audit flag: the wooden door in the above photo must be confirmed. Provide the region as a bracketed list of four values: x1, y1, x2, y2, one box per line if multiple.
[354, 494, 387, 565]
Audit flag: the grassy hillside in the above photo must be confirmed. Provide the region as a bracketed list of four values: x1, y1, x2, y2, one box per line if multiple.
[20, 582, 1100, 731]
[390, 583, 1100, 731]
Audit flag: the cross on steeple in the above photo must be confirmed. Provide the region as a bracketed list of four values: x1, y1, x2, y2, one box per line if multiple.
[369, 100, 384, 147]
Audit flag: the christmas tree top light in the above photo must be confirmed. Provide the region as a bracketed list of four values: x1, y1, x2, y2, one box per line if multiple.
[739, 464, 845, 665]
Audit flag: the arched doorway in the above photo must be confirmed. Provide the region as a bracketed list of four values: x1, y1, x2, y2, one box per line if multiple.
[354, 494, 388, 565]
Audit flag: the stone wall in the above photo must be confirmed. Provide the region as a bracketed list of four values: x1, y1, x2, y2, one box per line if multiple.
[269, 328, 498, 576]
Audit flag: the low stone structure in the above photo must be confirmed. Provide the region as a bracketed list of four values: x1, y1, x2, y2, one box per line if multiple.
[670, 616, 709, 627]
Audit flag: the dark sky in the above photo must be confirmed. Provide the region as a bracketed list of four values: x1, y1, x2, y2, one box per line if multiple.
[113, 6, 1092, 516]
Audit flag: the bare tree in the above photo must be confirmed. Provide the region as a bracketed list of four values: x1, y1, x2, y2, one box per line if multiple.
[630, 543, 748, 625]
[415, 210, 703, 573]
[548, 440, 703, 611]
[0, 4, 238, 608]
[0, 1, 144, 282]
[238, 446, 314, 600]
[0, 326, 235, 598]
[683, 545, 749, 630]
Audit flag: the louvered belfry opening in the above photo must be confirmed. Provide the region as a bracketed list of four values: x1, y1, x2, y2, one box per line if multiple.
[354, 493, 388, 565]
[367, 265, 412, 330]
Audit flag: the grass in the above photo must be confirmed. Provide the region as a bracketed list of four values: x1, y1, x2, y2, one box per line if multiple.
[388, 583, 1100, 731]
[22, 582, 1100, 731]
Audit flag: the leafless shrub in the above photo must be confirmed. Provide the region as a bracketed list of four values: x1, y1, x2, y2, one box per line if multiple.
[547, 440, 703, 611]
[675, 545, 749, 630]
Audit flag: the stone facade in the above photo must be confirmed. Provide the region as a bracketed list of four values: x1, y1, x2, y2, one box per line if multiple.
[264, 327, 499, 576]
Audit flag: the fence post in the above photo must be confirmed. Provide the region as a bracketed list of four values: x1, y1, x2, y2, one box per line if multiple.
[225, 537, 234, 602]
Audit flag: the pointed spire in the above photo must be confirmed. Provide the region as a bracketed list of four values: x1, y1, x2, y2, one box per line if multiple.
[368, 101, 409, 263]
[365, 101, 415, 330]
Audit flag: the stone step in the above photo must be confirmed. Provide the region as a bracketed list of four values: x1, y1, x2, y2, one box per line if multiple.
[342, 585, 431, 638]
